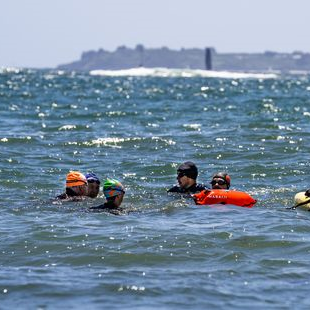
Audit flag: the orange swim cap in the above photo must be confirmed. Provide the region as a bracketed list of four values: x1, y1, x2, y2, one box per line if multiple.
[66, 171, 87, 187]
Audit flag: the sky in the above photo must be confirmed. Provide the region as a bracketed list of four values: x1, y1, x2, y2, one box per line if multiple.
[0, 0, 310, 68]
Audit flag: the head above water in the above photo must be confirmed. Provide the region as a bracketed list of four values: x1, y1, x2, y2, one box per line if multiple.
[65, 171, 88, 196]
[177, 161, 198, 180]
[103, 178, 125, 208]
[85, 173, 100, 198]
[176, 161, 198, 189]
[85, 173, 100, 184]
[103, 178, 125, 198]
[66, 171, 87, 187]
[210, 172, 231, 190]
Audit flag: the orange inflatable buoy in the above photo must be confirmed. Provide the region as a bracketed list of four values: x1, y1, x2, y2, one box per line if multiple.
[192, 189, 257, 208]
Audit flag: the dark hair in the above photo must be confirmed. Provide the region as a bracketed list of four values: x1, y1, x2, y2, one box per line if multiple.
[177, 161, 198, 180]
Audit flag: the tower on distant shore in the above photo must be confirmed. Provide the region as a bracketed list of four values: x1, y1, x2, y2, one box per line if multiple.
[205, 48, 212, 70]
[136, 44, 144, 67]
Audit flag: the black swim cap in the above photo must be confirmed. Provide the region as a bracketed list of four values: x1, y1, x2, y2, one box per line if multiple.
[211, 172, 231, 188]
[177, 161, 198, 180]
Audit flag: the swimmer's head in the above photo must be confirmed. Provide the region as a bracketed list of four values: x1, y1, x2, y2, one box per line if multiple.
[65, 171, 87, 196]
[66, 171, 87, 187]
[85, 173, 100, 198]
[103, 178, 125, 198]
[176, 161, 198, 189]
[103, 178, 125, 208]
[210, 172, 231, 189]
[177, 161, 198, 180]
[86, 173, 100, 184]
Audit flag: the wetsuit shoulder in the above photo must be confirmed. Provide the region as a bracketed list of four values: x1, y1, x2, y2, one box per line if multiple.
[56, 193, 68, 200]
[187, 183, 208, 193]
[89, 203, 108, 210]
[89, 203, 124, 215]
[196, 183, 208, 191]
[167, 185, 186, 193]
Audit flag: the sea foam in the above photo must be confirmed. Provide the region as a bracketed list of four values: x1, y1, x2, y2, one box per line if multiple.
[90, 67, 277, 79]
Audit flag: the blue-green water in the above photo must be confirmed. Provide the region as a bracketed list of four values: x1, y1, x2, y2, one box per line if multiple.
[1, 68, 310, 309]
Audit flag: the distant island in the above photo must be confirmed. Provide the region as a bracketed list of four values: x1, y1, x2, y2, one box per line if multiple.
[57, 45, 310, 72]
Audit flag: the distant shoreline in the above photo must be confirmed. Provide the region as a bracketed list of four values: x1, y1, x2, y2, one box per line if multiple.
[57, 45, 310, 72]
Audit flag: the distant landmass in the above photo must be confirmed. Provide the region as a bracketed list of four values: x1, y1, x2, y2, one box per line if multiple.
[57, 45, 310, 72]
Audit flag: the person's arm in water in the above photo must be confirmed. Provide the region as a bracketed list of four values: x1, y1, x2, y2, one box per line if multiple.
[167, 185, 183, 193]
[89, 200, 124, 215]
[90, 200, 118, 210]
[56, 193, 68, 200]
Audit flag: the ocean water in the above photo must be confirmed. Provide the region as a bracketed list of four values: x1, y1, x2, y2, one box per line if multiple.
[0, 67, 310, 309]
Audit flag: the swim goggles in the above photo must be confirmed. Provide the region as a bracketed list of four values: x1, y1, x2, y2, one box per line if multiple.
[210, 179, 227, 186]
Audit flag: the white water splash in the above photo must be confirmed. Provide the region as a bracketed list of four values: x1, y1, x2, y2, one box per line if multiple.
[58, 125, 77, 131]
[90, 67, 277, 79]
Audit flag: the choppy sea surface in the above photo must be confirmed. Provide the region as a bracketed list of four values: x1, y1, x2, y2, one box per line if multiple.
[1, 67, 310, 309]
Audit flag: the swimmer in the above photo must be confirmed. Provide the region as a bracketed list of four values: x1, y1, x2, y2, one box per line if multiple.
[210, 172, 231, 190]
[56, 171, 88, 201]
[85, 172, 100, 198]
[89, 178, 125, 213]
[168, 161, 207, 194]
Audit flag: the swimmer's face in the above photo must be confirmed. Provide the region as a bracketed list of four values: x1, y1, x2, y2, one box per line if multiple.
[211, 178, 228, 190]
[177, 173, 193, 189]
[87, 180, 100, 198]
[72, 184, 88, 196]
[114, 192, 124, 208]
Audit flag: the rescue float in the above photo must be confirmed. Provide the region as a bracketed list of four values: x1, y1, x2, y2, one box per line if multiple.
[192, 189, 257, 208]
[293, 192, 310, 210]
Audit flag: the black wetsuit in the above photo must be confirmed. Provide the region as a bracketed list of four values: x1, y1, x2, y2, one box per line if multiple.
[167, 183, 207, 194]
[89, 202, 124, 215]
[56, 193, 68, 200]
[55, 194, 85, 202]
[56, 188, 80, 200]
[89, 202, 114, 210]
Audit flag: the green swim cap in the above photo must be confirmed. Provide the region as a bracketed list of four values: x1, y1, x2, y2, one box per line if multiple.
[103, 178, 125, 198]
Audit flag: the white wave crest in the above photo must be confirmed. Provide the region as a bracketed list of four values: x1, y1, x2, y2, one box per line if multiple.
[0, 67, 22, 74]
[90, 67, 277, 79]
[67, 136, 176, 148]
[58, 125, 77, 131]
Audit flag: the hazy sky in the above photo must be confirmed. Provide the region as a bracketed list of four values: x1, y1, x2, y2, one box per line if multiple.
[1, 0, 309, 68]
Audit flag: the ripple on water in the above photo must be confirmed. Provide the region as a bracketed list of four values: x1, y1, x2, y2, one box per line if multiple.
[1, 71, 310, 309]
